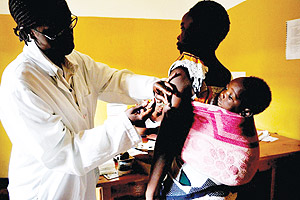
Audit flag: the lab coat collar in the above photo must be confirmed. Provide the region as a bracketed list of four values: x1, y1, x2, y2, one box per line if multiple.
[23, 41, 78, 78]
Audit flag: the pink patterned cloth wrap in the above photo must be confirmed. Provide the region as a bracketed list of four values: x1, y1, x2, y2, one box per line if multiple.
[181, 101, 259, 186]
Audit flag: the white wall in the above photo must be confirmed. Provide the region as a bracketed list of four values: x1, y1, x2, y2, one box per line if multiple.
[0, 0, 245, 20]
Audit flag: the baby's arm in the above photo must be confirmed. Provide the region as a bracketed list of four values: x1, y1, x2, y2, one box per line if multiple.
[146, 67, 194, 199]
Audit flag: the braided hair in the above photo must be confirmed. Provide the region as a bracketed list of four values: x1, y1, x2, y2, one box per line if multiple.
[9, 0, 71, 45]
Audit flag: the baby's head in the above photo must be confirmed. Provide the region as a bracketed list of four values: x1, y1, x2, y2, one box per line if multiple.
[217, 76, 272, 117]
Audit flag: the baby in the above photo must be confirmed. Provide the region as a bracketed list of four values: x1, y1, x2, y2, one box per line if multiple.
[216, 76, 271, 117]
[146, 75, 272, 199]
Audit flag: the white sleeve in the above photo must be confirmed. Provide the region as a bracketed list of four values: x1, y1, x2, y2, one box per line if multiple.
[1, 84, 141, 176]
[42, 112, 141, 175]
[75, 52, 159, 104]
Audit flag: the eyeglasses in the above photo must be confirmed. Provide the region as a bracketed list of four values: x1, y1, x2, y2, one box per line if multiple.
[33, 15, 78, 41]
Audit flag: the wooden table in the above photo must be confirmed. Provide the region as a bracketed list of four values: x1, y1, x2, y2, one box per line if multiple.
[259, 133, 300, 168]
[97, 173, 149, 200]
[247, 133, 300, 200]
[97, 133, 300, 200]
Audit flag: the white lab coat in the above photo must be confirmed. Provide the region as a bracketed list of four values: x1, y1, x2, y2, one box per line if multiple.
[0, 41, 158, 200]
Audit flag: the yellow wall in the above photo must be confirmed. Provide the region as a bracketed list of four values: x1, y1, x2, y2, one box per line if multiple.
[0, 15, 21, 178]
[217, 0, 300, 139]
[1, 0, 300, 177]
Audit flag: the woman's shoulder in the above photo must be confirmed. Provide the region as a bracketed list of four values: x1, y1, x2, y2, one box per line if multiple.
[205, 63, 231, 87]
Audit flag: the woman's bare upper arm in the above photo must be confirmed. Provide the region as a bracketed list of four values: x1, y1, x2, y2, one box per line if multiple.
[169, 67, 191, 93]
[169, 67, 192, 108]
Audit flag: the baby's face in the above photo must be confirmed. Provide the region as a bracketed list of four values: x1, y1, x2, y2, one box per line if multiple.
[217, 78, 245, 113]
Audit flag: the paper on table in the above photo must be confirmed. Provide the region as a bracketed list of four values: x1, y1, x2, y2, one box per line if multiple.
[128, 147, 148, 156]
[98, 159, 117, 175]
[135, 140, 156, 151]
[258, 130, 279, 142]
